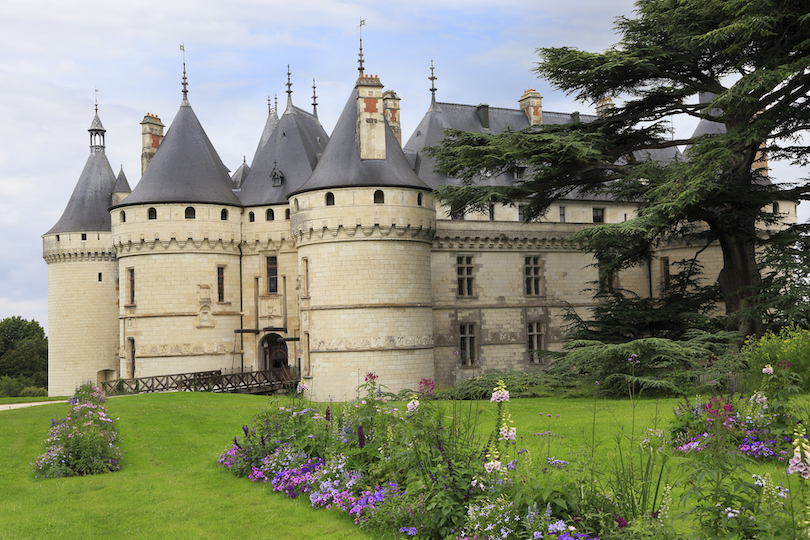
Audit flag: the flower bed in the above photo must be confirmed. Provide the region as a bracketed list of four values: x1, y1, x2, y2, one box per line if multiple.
[32, 383, 123, 479]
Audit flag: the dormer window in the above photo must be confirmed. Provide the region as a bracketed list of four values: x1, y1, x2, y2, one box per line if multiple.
[270, 163, 284, 187]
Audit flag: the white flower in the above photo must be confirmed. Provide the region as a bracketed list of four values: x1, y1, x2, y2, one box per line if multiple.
[484, 460, 502, 473]
[296, 382, 308, 394]
[407, 399, 420, 414]
[762, 364, 774, 375]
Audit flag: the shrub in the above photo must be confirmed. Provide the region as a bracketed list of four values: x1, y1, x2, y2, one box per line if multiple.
[743, 325, 810, 391]
[19, 386, 48, 397]
[32, 383, 123, 479]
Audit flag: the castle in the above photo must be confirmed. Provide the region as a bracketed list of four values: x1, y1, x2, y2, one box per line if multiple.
[42, 62, 798, 399]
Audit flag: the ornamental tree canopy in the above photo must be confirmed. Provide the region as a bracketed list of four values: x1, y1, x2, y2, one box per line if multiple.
[426, 0, 810, 337]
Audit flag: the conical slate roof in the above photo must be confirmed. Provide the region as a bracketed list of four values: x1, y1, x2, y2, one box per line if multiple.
[230, 158, 250, 189]
[238, 98, 328, 206]
[113, 99, 241, 208]
[291, 89, 429, 196]
[46, 151, 117, 234]
[250, 106, 279, 167]
[113, 165, 131, 193]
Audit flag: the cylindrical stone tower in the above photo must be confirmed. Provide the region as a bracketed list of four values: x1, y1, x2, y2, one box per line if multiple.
[290, 73, 436, 400]
[42, 107, 120, 396]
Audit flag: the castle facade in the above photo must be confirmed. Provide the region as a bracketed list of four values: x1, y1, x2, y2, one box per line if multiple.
[43, 65, 798, 399]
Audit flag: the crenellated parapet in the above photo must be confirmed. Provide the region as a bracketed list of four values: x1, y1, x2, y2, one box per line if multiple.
[433, 221, 587, 251]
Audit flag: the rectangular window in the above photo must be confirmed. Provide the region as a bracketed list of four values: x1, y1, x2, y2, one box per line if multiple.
[559, 206, 566, 223]
[661, 257, 671, 292]
[302, 258, 309, 297]
[592, 208, 605, 223]
[98, 272, 102, 282]
[217, 267, 225, 302]
[489, 204, 495, 221]
[524, 256, 542, 296]
[456, 256, 475, 297]
[459, 323, 476, 367]
[527, 321, 543, 363]
[518, 205, 526, 222]
[128, 268, 135, 305]
[267, 256, 278, 294]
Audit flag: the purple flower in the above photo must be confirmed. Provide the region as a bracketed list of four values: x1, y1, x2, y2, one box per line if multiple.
[358, 424, 365, 449]
[615, 515, 628, 528]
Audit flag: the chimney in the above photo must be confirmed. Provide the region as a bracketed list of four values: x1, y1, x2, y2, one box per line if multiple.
[596, 96, 615, 118]
[383, 90, 402, 146]
[140, 113, 165, 175]
[476, 104, 490, 129]
[518, 89, 543, 126]
[356, 74, 386, 160]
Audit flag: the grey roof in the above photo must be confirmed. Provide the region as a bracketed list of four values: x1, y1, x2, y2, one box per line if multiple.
[239, 97, 329, 206]
[46, 151, 117, 234]
[89, 111, 106, 132]
[290, 89, 430, 196]
[230, 158, 250, 189]
[113, 165, 131, 193]
[403, 99, 598, 189]
[250, 107, 279, 167]
[113, 99, 242, 208]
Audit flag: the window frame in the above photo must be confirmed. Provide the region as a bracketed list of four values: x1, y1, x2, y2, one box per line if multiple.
[456, 255, 475, 297]
[459, 323, 476, 367]
[217, 266, 225, 302]
[266, 256, 278, 294]
[524, 256, 543, 296]
[527, 321, 544, 364]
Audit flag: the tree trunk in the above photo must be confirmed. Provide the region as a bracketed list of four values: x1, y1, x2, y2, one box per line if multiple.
[716, 231, 764, 337]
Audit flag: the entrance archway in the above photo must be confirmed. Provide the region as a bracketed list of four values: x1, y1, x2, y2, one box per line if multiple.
[260, 333, 288, 371]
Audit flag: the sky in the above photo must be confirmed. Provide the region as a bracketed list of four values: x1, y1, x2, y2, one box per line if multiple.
[0, 0, 806, 334]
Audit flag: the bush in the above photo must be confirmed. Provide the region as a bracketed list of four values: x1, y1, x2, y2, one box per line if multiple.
[32, 383, 123, 479]
[743, 325, 810, 391]
[19, 386, 48, 397]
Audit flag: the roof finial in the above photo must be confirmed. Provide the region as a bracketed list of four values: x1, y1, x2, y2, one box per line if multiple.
[274, 94, 278, 112]
[180, 43, 188, 101]
[267, 95, 272, 113]
[358, 18, 366, 75]
[312, 78, 318, 118]
[429, 60, 437, 99]
[94, 87, 99, 112]
[286, 65, 293, 101]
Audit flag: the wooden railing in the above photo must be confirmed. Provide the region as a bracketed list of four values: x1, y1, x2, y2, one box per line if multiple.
[101, 367, 299, 396]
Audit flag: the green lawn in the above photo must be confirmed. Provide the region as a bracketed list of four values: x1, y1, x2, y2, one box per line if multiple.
[0, 392, 791, 539]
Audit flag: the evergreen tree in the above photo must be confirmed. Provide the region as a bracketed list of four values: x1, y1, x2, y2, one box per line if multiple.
[426, 0, 810, 337]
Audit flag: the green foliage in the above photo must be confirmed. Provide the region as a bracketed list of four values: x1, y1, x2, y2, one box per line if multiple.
[743, 325, 810, 391]
[0, 316, 48, 394]
[429, 369, 577, 401]
[550, 330, 739, 396]
[427, 0, 810, 335]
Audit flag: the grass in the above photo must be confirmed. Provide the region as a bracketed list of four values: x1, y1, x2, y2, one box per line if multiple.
[0, 391, 792, 539]
[0, 392, 375, 540]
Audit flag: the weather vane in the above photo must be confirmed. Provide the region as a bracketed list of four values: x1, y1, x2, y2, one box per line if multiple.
[358, 18, 366, 75]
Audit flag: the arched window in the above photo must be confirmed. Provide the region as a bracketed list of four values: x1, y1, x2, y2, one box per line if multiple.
[249, 211, 255, 222]
[417, 193, 423, 206]
[266, 209, 275, 221]
[221, 209, 228, 221]
[185, 207, 196, 219]
[294, 199, 299, 212]
[325, 192, 335, 206]
[285, 209, 290, 220]
[374, 190, 384, 204]
[120, 210, 126, 223]
[148, 207, 157, 220]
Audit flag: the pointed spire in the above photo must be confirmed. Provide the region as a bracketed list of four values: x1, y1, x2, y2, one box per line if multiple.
[267, 95, 272, 113]
[285, 65, 293, 111]
[275, 94, 278, 112]
[358, 38, 365, 76]
[429, 60, 438, 107]
[180, 43, 189, 103]
[312, 78, 318, 118]
[88, 96, 106, 154]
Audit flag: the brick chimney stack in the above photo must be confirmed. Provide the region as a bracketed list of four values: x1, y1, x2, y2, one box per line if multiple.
[356, 74, 386, 160]
[518, 89, 543, 126]
[140, 113, 165, 175]
[383, 90, 402, 146]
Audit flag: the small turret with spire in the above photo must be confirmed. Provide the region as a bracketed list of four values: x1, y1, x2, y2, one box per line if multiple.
[89, 90, 106, 154]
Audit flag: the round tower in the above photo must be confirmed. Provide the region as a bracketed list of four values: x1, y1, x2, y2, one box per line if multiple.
[110, 75, 244, 378]
[289, 72, 436, 400]
[42, 106, 120, 396]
